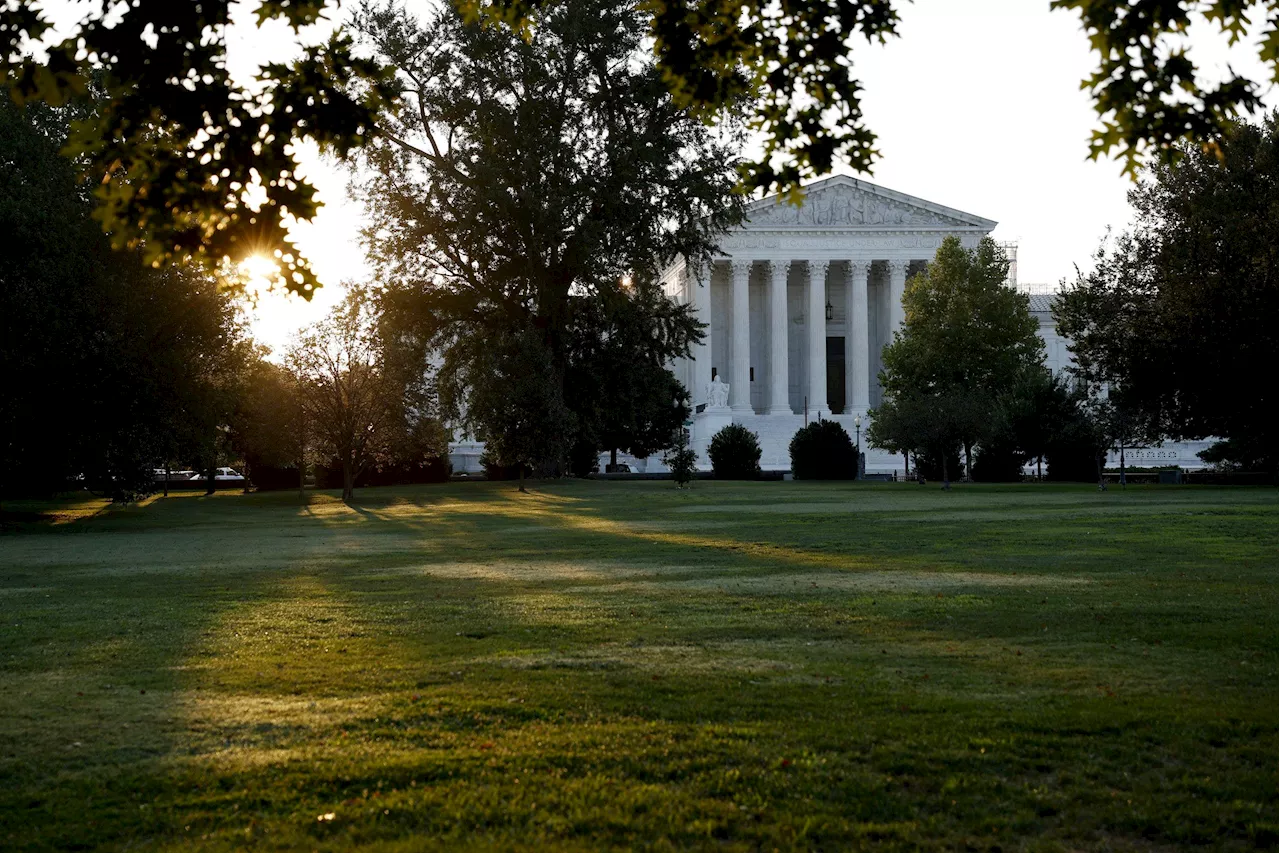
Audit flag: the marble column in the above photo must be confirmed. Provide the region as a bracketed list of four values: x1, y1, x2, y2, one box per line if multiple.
[691, 263, 711, 404]
[847, 260, 871, 413]
[807, 260, 830, 419]
[730, 260, 752, 414]
[888, 260, 908, 333]
[767, 259, 791, 415]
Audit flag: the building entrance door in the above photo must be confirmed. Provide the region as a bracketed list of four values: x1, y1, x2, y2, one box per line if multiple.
[826, 336, 846, 414]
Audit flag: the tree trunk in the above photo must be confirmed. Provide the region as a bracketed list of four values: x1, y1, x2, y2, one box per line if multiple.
[518, 467, 527, 494]
[963, 442, 973, 481]
[297, 453, 305, 500]
[205, 464, 216, 496]
[242, 458, 251, 494]
[1096, 451, 1107, 491]
[342, 456, 355, 503]
[163, 462, 169, 498]
[610, 448, 617, 469]
[1036, 455, 1042, 481]
[941, 450, 951, 491]
[903, 451, 909, 478]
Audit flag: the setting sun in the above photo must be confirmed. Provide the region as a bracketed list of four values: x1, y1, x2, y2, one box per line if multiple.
[238, 254, 281, 294]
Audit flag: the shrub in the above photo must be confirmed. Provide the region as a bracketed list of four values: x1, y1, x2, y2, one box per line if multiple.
[971, 441, 1025, 482]
[248, 464, 302, 492]
[789, 420, 857, 479]
[915, 446, 963, 482]
[708, 424, 762, 479]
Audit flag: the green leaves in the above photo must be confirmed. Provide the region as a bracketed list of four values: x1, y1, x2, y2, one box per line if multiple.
[1050, 0, 1276, 176]
[1053, 114, 1278, 469]
[2, 1, 397, 297]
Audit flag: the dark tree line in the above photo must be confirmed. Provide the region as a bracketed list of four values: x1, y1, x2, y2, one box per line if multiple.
[1, 99, 250, 500]
[867, 237, 1129, 485]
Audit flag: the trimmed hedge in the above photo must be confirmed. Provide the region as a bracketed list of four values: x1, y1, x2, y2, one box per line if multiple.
[789, 420, 857, 479]
[708, 424, 762, 479]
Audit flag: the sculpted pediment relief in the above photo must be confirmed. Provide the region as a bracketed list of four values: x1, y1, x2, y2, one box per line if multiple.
[745, 182, 982, 229]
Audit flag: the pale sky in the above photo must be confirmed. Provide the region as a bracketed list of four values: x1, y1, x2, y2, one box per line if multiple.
[31, 0, 1278, 354]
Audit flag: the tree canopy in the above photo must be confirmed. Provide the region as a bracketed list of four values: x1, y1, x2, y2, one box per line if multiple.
[1054, 114, 1277, 470]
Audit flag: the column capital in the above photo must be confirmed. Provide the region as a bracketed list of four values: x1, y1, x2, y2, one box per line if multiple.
[848, 260, 871, 280]
[766, 258, 790, 279]
[810, 259, 831, 277]
[887, 259, 909, 278]
[730, 259, 753, 278]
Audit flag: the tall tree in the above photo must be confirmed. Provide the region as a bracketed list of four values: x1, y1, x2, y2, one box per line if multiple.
[288, 292, 404, 502]
[230, 356, 308, 495]
[871, 236, 1046, 478]
[1055, 114, 1277, 470]
[356, 0, 741, 478]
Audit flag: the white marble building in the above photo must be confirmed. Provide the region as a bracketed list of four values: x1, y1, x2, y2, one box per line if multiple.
[661, 175, 996, 474]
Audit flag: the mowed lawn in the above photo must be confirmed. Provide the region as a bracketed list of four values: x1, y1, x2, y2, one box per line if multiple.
[0, 482, 1275, 851]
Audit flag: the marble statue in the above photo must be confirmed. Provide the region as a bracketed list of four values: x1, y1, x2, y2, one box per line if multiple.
[705, 378, 731, 409]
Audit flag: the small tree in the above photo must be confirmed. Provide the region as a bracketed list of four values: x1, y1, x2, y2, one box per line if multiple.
[789, 420, 858, 480]
[708, 424, 762, 480]
[289, 292, 403, 503]
[663, 428, 698, 489]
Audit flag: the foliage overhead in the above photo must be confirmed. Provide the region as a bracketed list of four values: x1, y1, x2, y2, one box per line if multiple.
[1048, 0, 1277, 177]
[2, 0, 1271, 286]
[0, 0, 396, 296]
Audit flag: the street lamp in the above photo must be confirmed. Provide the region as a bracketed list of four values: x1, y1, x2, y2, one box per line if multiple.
[853, 413, 862, 480]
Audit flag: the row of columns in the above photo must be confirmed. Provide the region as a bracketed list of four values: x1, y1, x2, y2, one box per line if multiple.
[691, 259, 916, 416]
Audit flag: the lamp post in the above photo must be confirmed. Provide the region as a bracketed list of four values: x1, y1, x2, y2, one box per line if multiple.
[853, 413, 862, 480]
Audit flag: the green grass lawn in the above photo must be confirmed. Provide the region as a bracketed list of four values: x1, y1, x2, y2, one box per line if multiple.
[1, 481, 1275, 851]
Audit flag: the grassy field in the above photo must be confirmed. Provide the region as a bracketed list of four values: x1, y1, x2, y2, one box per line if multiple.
[0, 481, 1275, 851]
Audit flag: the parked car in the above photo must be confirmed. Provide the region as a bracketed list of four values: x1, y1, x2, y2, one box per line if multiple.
[153, 468, 196, 482]
[187, 467, 246, 482]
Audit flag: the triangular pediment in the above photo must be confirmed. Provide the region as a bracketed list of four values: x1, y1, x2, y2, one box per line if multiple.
[744, 175, 996, 230]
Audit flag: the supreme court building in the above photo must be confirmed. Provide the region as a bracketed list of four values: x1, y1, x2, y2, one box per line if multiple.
[445, 174, 1214, 476]
[662, 175, 997, 474]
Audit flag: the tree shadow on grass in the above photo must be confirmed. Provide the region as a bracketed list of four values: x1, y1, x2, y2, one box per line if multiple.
[0, 566, 279, 850]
